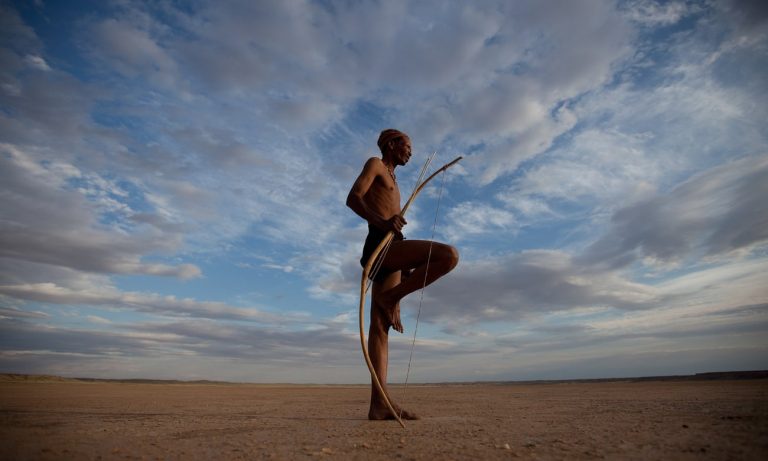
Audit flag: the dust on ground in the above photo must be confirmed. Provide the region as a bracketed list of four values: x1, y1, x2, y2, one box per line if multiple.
[1, 379, 766, 460]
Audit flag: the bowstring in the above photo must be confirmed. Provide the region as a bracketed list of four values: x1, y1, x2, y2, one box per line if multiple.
[399, 162, 448, 419]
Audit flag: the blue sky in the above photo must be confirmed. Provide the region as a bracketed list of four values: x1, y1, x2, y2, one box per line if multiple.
[1, 0, 766, 383]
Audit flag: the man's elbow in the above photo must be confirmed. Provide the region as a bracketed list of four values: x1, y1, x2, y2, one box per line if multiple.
[345, 192, 357, 210]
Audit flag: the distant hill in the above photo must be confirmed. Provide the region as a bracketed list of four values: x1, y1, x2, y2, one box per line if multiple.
[457, 370, 768, 386]
[0, 374, 237, 385]
[0, 374, 80, 383]
[1, 370, 767, 385]
[631, 370, 768, 382]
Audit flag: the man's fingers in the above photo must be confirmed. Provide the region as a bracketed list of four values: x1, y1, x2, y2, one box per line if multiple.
[389, 216, 407, 231]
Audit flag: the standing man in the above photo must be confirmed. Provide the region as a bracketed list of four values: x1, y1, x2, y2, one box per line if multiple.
[346, 129, 459, 421]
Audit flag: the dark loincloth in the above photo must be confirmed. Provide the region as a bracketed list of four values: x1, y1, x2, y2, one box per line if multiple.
[360, 224, 404, 283]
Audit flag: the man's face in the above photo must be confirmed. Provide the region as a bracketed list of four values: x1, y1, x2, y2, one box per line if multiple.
[391, 136, 412, 166]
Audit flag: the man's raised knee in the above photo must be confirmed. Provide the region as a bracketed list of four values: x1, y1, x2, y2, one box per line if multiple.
[437, 244, 459, 270]
[447, 245, 459, 269]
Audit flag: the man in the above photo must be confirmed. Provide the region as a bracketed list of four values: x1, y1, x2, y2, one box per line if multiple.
[346, 128, 459, 421]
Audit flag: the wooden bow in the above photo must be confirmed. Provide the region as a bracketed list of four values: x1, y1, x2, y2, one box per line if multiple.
[359, 156, 463, 428]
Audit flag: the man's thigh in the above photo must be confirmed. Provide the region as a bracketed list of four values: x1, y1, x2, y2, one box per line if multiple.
[381, 240, 437, 272]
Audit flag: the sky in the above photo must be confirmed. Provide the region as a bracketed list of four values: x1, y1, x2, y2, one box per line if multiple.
[1, 0, 766, 384]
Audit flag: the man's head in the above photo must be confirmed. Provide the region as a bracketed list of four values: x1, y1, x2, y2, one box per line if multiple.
[377, 129, 411, 166]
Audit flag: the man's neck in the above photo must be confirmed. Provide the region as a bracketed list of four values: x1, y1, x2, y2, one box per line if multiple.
[381, 155, 396, 171]
[381, 156, 398, 184]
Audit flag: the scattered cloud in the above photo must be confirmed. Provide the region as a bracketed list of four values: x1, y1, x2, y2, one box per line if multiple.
[579, 156, 768, 270]
[0, 0, 766, 382]
[23, 54, 50, 71]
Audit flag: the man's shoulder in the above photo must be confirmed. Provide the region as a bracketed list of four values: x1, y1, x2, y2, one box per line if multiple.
[363, 156, 385, 172]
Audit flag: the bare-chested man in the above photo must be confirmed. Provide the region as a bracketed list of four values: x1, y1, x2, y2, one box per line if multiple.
[346, 128, 459, 421]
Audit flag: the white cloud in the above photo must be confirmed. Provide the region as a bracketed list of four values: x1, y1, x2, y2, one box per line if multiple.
[414, 250, 659, 327]
[0, 307, 48, 319]
[0, 144, 199, 278]
[23, 54, 50, 71]
[262, 263, 294, 273]
[86, 315, 112, 325]
[89, 17, 179, 87]
[500, 129, 660, 209]
[622, 0, 691, 25]
[0, 282, 297, 323]
[580, 156, 768, 269]
[0, 0, 766, 382]
[444, 201, 516, 241]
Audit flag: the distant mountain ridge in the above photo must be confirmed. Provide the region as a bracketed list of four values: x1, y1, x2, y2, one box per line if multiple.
[1, 370, 767, 385]
[0, 374, 237, 385]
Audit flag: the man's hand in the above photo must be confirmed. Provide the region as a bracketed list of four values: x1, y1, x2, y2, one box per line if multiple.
[385, 215, 407, 233]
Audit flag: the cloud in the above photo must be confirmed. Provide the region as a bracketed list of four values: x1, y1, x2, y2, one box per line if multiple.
[80, 0, 637, 185]
[413, 244, 768, 330]
[0, 4, 40, 53]
[579, 156, 768, 269]
[498, 129, 660, 213]
[622, 0, 691, 26]
[443, 201, 516, 242]
[0, 315, 363, 381]
[262, 263, 294, 273]
[87, 10, 180, 88]
[395, 0, 633, 184]
[23, 54, 50, 71]
[1, 0, 766, 383]
[0, 144, 199, 278]
[0, 282, 298, 323]
[0, 307, 48, 320]
[414, 250, 658, 326]
[86, 315, 112, 325]
[1, 0, 639, 270]
[0, 62, 95, 146]
[716, 0, 768, 33]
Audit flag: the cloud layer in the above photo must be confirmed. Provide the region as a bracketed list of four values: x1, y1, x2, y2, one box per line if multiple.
[1, 0, 766, 382]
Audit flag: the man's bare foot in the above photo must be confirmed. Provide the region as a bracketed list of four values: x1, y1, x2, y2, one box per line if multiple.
[373, 292, 400, 332]
[397, 407, 420, 420]
[369, 405, 420, 421]
[392, 302, 404, 334]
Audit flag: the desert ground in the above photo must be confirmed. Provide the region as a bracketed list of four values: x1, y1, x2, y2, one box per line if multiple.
[1, 377, 766, 460]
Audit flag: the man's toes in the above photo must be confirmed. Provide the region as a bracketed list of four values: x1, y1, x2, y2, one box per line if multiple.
[398, 409, 420, 420]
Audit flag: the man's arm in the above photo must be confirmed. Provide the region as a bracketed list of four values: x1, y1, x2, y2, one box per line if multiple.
[346, 158, 388, 229]
[346, 158, 405, 233]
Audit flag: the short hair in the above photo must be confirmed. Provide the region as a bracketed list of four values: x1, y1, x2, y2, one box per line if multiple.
[377, 129, 407, 154]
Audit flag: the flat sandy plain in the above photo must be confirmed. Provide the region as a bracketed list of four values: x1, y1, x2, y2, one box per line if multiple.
[1, 375, 766, 460]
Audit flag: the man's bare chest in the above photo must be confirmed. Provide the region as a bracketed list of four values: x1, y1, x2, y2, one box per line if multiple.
[367, 176, 401, 214]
